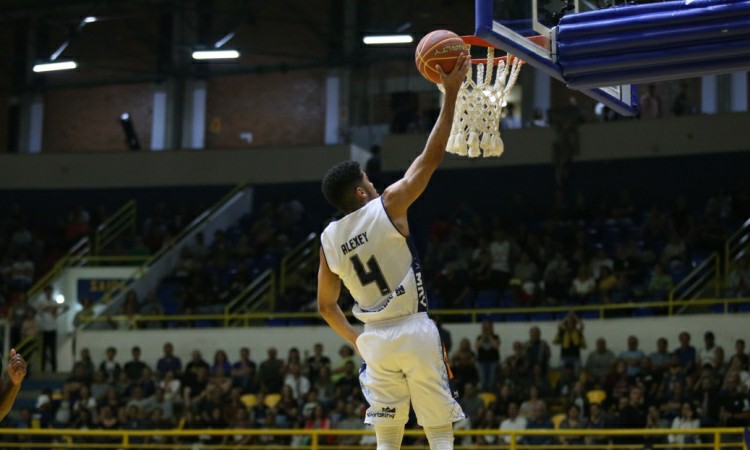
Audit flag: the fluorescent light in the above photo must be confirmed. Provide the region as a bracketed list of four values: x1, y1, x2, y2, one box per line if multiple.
[83, 16, 97, 24]
[55, 294, 65, 304]
[192, 49, 240, 60]
[33, 61, 77, 73]
[363, 34, 413, 45]
[120, 113, 130, 121]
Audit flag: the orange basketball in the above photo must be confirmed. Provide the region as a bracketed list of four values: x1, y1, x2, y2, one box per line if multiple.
[415, 30, 469, 84]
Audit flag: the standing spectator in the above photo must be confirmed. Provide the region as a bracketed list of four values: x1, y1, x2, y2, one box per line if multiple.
[258, 347, 284, 393]
[33, 285, 67, 372]
[452, 352, 480, 396]
[499, 403, 527, 444]
[586, 338, 616, 384]
[619, 336, 646, 377]
[671, 81, 694, 116]
[99, 347, 121, 383]
[698, 331, 724, 369]
[553, 312, 586, 372]
[674, 332, 697, 374]
[619, 386, 647, 429]
[649, 338, 671, 374]
[231, 347, 256, 386]
[123, 346, 149, 382]
[524, 326, 551, 374]
[729, 339, 749, 370]
[9, 251, 34, 291]
[490, 229, 513, 291]
[639, 84, 662, 119]
[305, 343, 330, 384]
[475, 320, 501, 392]
[156, 343, 182, 378]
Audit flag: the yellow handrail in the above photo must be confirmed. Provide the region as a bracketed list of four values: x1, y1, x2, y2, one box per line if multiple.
[668, 252, 719, 313]
[83, 296, 750, 327]
[95, 199, 137, 255]
[223, 269, 276, 327]
[725, 217, 750, 276]
[280, 232, 318, 294]
[8, 335, 41, 367]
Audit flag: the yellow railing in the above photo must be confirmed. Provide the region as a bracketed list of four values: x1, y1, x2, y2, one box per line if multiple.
[0, 427, 744, 450]
[79, 296, 750, 328]
[26, 237, 91, 299]
[726, 217, 750, 275]
[223, 269, 276, 327]
[5, 336, 41, 366]
[668, 252, 721, 312]
[94, 199, 137, 255]
[280, 232, 319, 294]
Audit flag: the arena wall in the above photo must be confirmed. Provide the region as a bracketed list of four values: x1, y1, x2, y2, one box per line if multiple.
[64, 313, 750, 372]
[0, 112, 747, 190]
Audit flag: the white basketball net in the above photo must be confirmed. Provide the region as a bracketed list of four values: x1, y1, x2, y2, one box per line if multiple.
[441, 47, 524, 158]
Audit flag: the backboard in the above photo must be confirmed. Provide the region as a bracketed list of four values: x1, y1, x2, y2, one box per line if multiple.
[475, 0, 638, 115]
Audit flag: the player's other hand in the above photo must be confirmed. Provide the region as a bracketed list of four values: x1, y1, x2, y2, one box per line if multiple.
[7, 349, 27, 386]
[437, 53, 470, 94]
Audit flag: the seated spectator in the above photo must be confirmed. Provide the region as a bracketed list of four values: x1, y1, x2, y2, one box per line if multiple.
[519, 386, 547, 419]
[598, 265, 618, 295]
[649, 337, 671, 374]
[698, 331, 724, 370]
[727, 257, 750, 297]
[585, 403, 610, 446]
[514, 252, 538, 283]
[605, 360, 631, 401]
[499, 403, 527, 444]
[558, 404, 587, 445]
[99, 347, 121, 383]
[259, 347, 284, 393]
[524, 327, 551, 375]
[661, 234, 687, 269]
[647, 263, 674, 299]
[545, 251, 572, 284]
[159, 370, 181, 401]
[526, 405, 554, 446]
[124, 346, 149, 381]
[570, 267, 596, 303]
[504, 341, 528, 375]
[668, 402, 701, 446]
[460, 383, 486, 426]
[590, 248, 614, 280]
[208, 366, 232, 395]
[212, 350, 232, 376]
[90, 371, 109, 402]
[586, 338, 616, 384]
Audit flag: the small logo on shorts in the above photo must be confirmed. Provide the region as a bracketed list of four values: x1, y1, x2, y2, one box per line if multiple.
[367, 407, 397, 419]
[395, 285, 405, 296]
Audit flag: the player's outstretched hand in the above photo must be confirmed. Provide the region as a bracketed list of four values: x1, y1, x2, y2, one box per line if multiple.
[436, 53, 470, 94]
[7, 349, 27, 386]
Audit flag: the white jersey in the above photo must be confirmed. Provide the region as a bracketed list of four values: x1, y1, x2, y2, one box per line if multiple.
[321, 197, 427, 324]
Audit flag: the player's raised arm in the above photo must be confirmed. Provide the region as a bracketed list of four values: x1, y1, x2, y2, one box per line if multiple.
[382, 54, 470, 222]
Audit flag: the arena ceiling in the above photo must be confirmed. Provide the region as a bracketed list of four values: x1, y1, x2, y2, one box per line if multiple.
[0, 0, 472, 92]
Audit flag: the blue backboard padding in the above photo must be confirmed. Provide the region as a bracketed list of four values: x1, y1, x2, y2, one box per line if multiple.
[567, 55, 750, 88]
[561, 0, 748, 24]
[475, 0, 639, 116]
[560, 37, 750, 75]
[557, 19, 750, 58]
[558, 0, 750, 38]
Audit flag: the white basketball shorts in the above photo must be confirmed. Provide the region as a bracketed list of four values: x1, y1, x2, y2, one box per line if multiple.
[356, 312, 465, 427]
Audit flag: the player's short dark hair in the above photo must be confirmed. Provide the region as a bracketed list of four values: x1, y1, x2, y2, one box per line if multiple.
[322, 161, 365, 213]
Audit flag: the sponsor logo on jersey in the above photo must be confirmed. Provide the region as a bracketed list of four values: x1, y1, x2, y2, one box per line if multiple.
[415, 272, 427, 308]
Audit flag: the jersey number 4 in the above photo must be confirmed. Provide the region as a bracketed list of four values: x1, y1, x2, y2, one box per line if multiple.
[350, 254, 390, 295]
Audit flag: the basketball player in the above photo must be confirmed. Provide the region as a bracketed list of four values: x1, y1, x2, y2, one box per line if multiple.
[318, 54, 470, 450]
[0, 349, 27, 421]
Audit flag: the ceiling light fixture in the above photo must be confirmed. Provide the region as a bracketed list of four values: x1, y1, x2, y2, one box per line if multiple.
[363, 34, 414, 45]
[192, 49, 240, 60]
[32, 61, 78, 73]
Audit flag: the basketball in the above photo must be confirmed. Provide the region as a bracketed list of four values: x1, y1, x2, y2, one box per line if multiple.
[415, 30, 469, 84]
